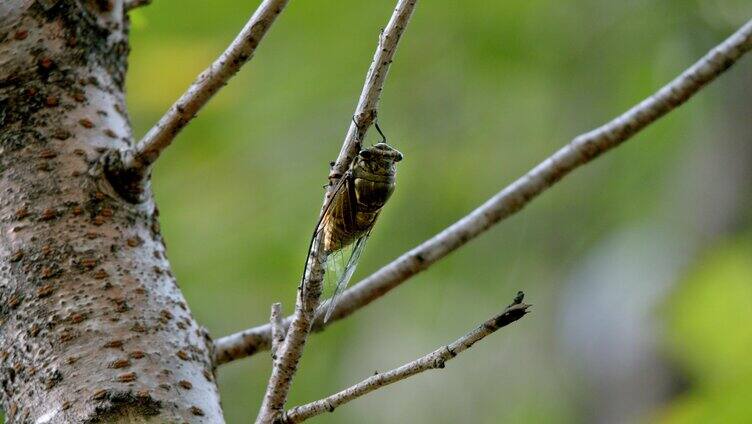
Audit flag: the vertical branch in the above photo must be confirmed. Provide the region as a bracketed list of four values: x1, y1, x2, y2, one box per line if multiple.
[255, 1, 418, 422]
[270, 303, 284, 359]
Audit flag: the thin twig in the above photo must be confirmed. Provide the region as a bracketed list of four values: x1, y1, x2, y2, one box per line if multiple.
[124, 0, 151, 11]
[125, 0, 289, 172]
[282, 294, 530, 423]
[270, 303, 284, 359]
[329, 0, 419, 181]
[214, 18, 752, 366]
[255, 1, 418, 422]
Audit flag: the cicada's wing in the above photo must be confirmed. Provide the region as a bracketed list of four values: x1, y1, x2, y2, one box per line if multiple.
[320, 173, 357, 250]
[300, 172, 352, 289]
[322, 232, 370, 322]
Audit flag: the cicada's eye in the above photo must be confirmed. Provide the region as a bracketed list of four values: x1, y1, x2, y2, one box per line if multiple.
[359, 149, 372, 160]
[393, 151, 403, 162]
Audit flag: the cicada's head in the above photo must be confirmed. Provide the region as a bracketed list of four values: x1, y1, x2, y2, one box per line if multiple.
[355, 143, 403, 179]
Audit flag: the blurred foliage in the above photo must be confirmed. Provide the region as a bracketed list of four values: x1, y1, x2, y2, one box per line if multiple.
[657, 240, 752, 423]
[33, 0, 745, 423]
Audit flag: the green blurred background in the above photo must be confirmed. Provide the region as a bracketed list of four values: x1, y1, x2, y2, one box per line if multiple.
[107, 0, 752, 422]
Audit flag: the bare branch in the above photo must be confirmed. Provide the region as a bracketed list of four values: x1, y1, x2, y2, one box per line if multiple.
[215, 321, 272, 364]
[215, 18, 752, 366]
[255, 1, 418, 422]
[282, 295, 531, 423]
[329, 0, 419, 181]
[125, 0, 289, 172]
[270, 303, 284, 359]
[124, 0, 151, 11]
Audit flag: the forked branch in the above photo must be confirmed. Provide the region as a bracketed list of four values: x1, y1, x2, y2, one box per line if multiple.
[215, 18, 752, 366]
[125, 0, 289, 173]
[255, 1, 418, 422]
[282, 293, 530, 423]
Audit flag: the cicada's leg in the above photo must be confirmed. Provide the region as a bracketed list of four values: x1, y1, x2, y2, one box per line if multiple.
[374, 120, 388, 144]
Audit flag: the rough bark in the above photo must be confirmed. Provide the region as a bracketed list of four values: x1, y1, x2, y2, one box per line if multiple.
[0, 1, 222, 422]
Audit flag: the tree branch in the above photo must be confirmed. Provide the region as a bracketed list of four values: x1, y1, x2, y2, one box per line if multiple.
[282, 294, 530, 423]
[270, 302, 284, 359]
[255, 1, 418, 422]
[125, 0, 289, 173]
[124, 0, 151, 11]
[329, 0, 419, 181]
[214, 18, 752, 366]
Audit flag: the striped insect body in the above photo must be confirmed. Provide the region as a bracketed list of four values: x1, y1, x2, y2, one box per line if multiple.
[308, 141, 402, 322]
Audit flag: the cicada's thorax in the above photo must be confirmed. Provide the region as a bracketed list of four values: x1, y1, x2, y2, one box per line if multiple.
[323, 143, 402, 253]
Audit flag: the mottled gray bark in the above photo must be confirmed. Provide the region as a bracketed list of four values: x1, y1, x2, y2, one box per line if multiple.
[0, 1, 222, 422]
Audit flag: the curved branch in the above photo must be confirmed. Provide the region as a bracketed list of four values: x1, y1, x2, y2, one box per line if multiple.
[126, 0, 289, 172]
[255, 1, 418, 423]
[283, 295, 530, 423]
[215, 18, 752, 366]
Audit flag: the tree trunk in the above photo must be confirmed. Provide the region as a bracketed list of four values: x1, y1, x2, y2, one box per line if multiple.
[0, 1, 223, 422]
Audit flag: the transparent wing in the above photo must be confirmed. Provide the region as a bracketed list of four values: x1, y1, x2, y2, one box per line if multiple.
[322, 232, 370, 322]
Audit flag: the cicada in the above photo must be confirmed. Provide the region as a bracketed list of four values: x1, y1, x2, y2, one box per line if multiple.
[306, 128, 402, 322]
